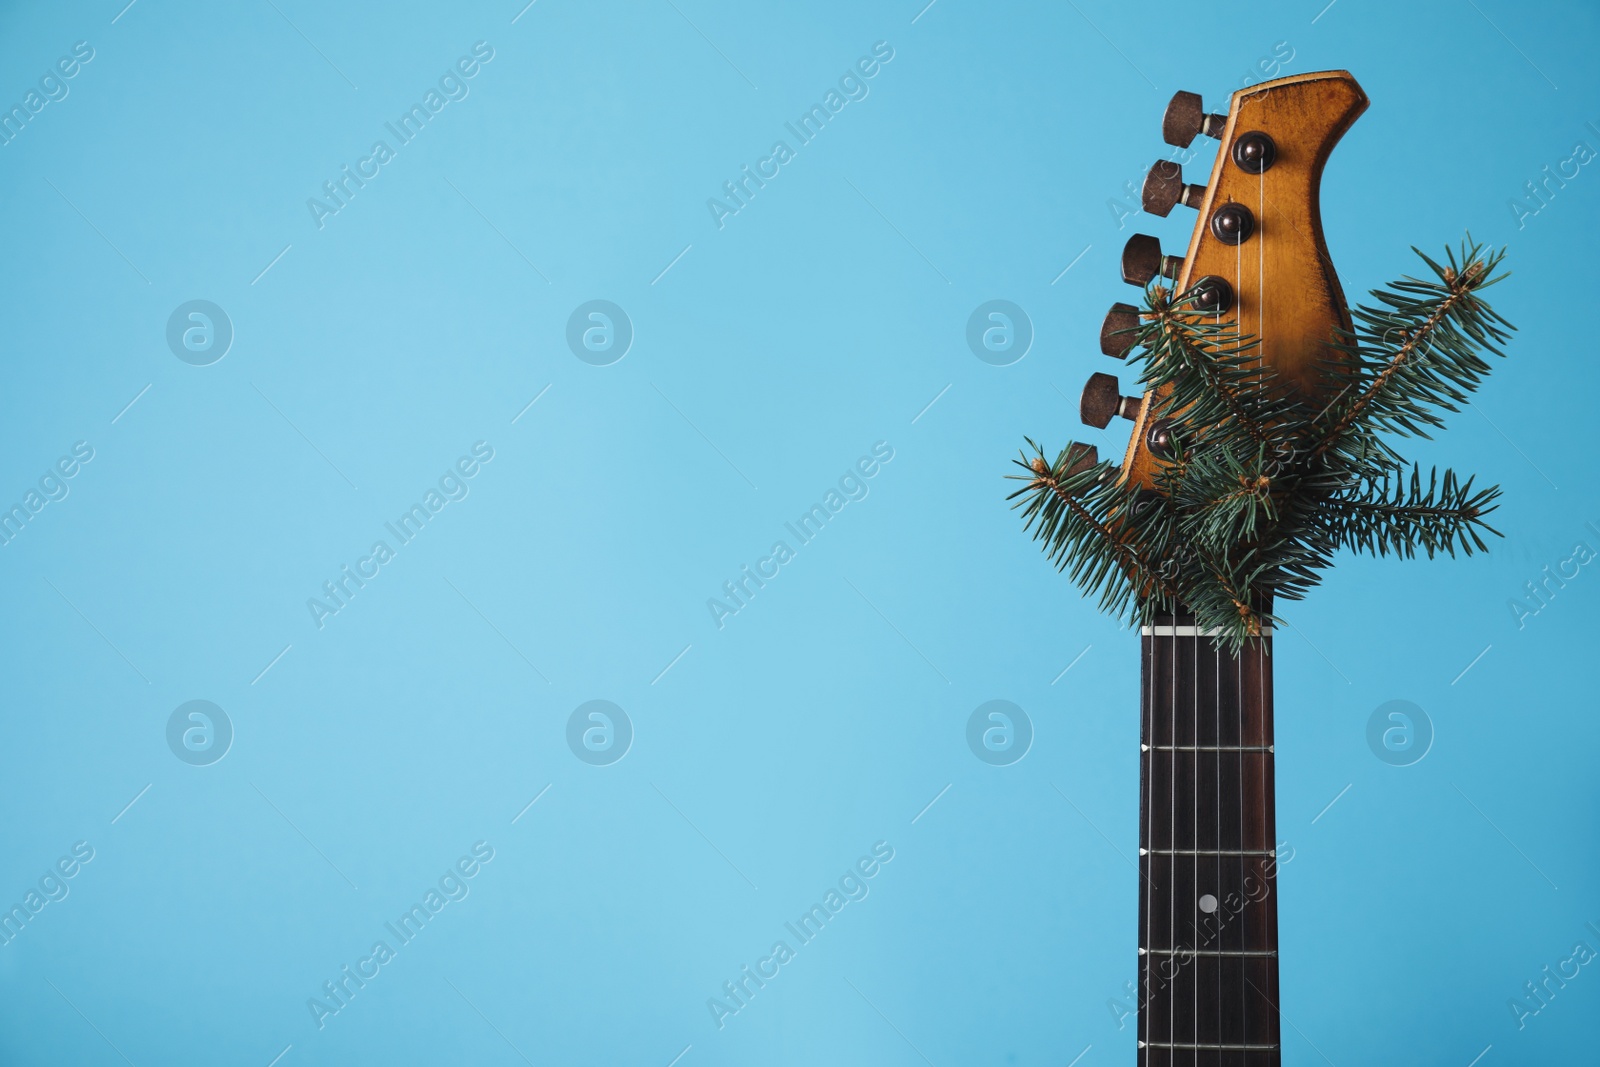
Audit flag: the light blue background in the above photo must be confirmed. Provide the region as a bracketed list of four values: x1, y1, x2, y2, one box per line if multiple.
[1, 1, 1595, 1063]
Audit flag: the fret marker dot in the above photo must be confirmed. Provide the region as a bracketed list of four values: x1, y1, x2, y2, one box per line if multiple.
[1198, 894, 1218, 913]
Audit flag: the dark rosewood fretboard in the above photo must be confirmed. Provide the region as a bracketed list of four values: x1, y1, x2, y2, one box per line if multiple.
[1137, 612, 1281, 1066]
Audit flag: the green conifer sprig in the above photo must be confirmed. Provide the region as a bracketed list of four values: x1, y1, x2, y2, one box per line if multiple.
[1008, 239, 1513, 648]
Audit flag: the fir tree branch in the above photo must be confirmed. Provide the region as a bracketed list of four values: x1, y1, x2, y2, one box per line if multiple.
[1318, 466, 1501, 559]
[1189, 473, 1273, 533]
[1310, 285, 1466, 458]
[1006, 241, 1512, 649]
[1310, 240, 1512, 456]
[1145, 295, 1276, 448]
[1166, 441, 1278, 547]
[1203, 564, 1264, 638]
[1010, 449, 1180, 604]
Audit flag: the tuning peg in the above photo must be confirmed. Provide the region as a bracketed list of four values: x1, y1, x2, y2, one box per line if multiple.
[1232, 131, 1277, 174]
[1064, 442, 1099, 477]
[1100, 303, 1141, 358]
[1049, 443, 1109, 494]
[1162, 90, 1226, 148]
[1186, 275, 1234, 315]
[1141, 161, 1206, 217]
[1081, 372, 1142, 429]
[1121, 234, 1182, 287]
[1145, 418, 1178, 460]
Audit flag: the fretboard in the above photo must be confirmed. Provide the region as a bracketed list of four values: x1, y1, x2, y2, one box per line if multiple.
[1137, 613, 1281, 1066]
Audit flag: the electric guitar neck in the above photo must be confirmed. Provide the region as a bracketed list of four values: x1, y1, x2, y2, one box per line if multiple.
[1014, 60, 1508, 1065]
[1137, 612, 1280, 1065]
[1093, 71, 1368, 1063]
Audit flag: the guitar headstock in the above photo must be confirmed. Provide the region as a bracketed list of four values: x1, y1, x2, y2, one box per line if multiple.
[1083, 71, 1369, 491]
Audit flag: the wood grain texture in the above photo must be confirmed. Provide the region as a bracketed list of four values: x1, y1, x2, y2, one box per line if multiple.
[1121, 71, 1369, 491]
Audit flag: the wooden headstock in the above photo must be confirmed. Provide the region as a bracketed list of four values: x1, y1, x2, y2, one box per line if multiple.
[1085, 71, 1369, 490]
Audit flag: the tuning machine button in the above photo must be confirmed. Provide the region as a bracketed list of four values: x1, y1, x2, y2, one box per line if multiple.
[1100, 303, 1141, 358]
[1210, 202, 1255, 246]
[1121, 234, 1183, 287]
[1141, 161, 1206, 217]
[1129, 487, 1164, 517]
[1081, 373, 1142, 429]
[1162, 91, 1226, 148]
[1187, 276, 1234, 315]
[1146, 418, 1178, 460]
[1232, 131, 1276, 174]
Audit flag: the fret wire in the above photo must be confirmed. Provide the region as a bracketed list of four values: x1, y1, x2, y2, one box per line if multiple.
[1141, 847, 1275, 856]
[1141, 948, 1279, 957]
[1140, 1041, 1281, 1050]
[1145, 627, 1280, 633]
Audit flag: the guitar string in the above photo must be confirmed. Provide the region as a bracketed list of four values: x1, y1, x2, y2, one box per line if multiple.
[1204, 638, 1216, 1055]
[1142, 622, 1152, 1060]
[1210, 642, 1219, 1057]
[1192, 613, 1200, 1062]
[1240, 162, 1252, 1064]
[1158, 620, 1171, 1055]
[1190, 615, 1198, 1060]
[1148, 135, 1275, 1063]
[1258, 160, 1272, 1060]
[1260, 630, 1273, 1055]
[1259, 630, 1270, 1053]
[1171, 621, 1180, 1064]
[1213, 620, 1222, 1054]
[1237, 626, 1247, 1053]
[1177, 627, 1190, 1062]
[1166, 623, 1176, 1058]
[1143, 617, 1157, 1058]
